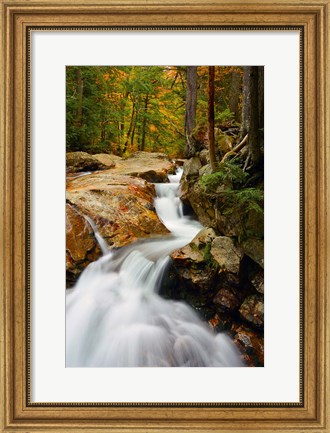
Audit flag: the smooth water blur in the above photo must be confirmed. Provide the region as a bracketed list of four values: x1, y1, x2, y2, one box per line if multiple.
[66, 167, 242, 367]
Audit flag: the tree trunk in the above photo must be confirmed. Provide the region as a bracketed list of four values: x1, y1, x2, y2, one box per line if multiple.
[123, 101, 136, 153]
[240, 66, 251, 140]
[240, 66, 263, 171]
[140, 94, 149, 151]
[131, 120, 136, 148]
[257, 66, 264, 151]
[184, 66, 197, 157]
[76, 68, 83, 126]
[248, 66, 260, 168]
[229, 69, 241, 123]
[208, 66, 217, 172]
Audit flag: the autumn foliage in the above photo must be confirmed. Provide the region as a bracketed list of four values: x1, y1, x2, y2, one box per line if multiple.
[66, 66, 244, 159]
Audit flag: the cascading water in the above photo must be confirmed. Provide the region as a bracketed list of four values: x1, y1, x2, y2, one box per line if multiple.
[66, 167, 243, 367]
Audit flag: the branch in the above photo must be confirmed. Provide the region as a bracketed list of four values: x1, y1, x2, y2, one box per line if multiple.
[221, 134, 248, 163]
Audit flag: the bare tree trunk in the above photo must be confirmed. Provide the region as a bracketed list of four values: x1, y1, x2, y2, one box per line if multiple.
[208, 66, 217, 172]
[184, 66, 197, 157]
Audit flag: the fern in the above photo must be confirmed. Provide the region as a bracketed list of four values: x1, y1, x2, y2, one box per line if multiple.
[199, 160, 248, 192]
[203, 243, 218, 269]
[222, 188, 264, 215]
[215, 108, 234, 124]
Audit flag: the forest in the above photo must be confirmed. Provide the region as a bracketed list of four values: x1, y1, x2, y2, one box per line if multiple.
[66, 66, 264, 368]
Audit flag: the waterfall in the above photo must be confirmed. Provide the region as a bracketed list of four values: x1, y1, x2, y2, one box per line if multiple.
[66, 167, 242, 367]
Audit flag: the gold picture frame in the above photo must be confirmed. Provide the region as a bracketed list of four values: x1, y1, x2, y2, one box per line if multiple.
[1, 0, 329, 431]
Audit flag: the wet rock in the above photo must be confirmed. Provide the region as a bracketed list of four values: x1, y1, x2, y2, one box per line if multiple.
[239, 294, 264, 326]
[66, 203, 101, 287]
[191, 227, 217, 247]
[166, 228, 218, 306]
[66, 152, 107, 173]
[67, 172, 169, 249]
[232, 324, 264, 366]
[170, 227, 217, 268]
[170, 227, 216, 264]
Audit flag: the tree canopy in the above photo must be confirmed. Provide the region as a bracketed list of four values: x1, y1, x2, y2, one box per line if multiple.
[66, 65, 248, 159]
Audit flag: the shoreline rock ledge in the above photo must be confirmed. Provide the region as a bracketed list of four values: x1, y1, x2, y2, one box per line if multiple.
[66, 151, 175, 287]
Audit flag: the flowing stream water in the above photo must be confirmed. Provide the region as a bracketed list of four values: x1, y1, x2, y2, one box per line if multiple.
[66, 168, 242, 367]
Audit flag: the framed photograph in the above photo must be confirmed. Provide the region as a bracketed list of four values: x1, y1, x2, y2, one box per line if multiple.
[1, 1, 329, 432]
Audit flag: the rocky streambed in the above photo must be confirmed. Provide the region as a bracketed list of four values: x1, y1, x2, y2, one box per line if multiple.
[66, 150, 264, 366]
[66, 151, 174, 286]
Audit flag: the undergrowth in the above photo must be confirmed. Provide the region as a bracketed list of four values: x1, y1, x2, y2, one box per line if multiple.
[199, 160, 248, 191]
[199, 159, 264, 240]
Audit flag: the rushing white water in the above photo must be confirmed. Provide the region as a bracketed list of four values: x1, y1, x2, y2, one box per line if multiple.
[66, 167, 242, 367]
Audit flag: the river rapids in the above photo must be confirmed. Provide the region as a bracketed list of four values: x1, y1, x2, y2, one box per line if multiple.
[66, 168, 242, 367]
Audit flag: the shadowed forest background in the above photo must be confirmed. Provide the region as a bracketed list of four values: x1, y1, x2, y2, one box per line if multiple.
[66, 66, 264, 367]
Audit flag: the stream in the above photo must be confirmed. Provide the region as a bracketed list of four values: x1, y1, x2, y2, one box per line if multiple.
[66, 168, 242, 367]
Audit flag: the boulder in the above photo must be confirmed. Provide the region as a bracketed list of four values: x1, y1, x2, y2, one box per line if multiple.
[180, 156, 202, 202]
[166, 230, 245, 309]
[182, 156, 202, 177]
[241, 238, 264, 268]
[179, 155, 264, 240]
[109, 151, 176, 182]
[92, 153, 118, 168]
[162, 227, 264, 366]
[213, 288, 241, 312]
[199, 149, 210, 166]
[182, 180, 263, 239]
[66, 171, 169, 249]
[232, 324, 264, 366]
[165, 228, 218, 306]
[66, 152, 107, 173]
[66, 203, 102, 287]
[211, 236, 243, 275]
[239, 294, 264, 326]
